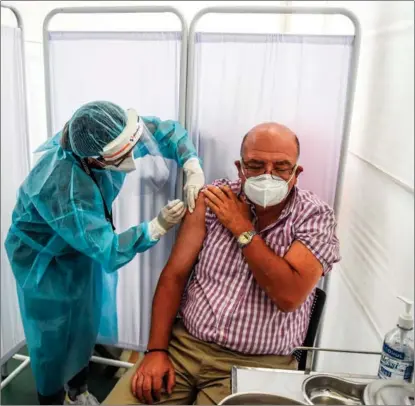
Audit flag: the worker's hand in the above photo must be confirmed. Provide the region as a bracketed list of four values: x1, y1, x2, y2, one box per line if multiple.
[203, 185, 253, 237]
[183, 158, 205, 213]
[148, 200, 186, 240]
[131, 352, 176, 404]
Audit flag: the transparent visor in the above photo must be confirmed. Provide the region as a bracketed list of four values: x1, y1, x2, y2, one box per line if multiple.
[101, 111, 170, 196]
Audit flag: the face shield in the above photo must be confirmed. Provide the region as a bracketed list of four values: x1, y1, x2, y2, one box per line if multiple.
[100, 109, 170, 196]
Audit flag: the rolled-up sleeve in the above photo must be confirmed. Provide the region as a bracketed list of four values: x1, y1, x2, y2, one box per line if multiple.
[294, 205, 341, 275]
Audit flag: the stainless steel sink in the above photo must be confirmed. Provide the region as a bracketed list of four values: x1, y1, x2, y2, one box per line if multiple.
[302, 375, 368, 405]
[219, 392, 307, 405]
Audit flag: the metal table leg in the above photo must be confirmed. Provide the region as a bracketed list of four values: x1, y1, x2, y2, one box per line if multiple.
[293, 346, 381, 375]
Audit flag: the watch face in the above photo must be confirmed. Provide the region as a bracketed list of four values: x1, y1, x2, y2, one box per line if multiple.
[239, 232, 253, 245]
[240, 235, 249, 244]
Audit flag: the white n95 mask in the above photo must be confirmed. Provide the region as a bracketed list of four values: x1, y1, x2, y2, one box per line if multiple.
[243, 168, 297, 208]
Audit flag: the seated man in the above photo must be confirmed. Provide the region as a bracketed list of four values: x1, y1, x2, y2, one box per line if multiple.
[105, 123, 340, 405]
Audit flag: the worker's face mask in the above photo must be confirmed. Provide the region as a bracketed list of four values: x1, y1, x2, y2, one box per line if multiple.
[242, 166, 297, 208]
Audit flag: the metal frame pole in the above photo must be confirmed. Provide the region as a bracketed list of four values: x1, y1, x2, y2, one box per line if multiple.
[294, 346, 381, 375]
[43, 6, 188, 138]
[0, 357, 30, 390]
[1, 3, 31, 167]
[0, 354, 134, 392]
[11, 353, 134, 369]
[90, 355, 134, 369]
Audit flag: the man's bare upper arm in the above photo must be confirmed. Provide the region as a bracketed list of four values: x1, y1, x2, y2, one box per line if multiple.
[163, 194, 207, 279]
[283, 240, 323, 305]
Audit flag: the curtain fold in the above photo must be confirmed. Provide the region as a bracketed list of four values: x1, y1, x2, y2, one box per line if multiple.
[48, 31, 182, 349]
[1, 25, 29, 363]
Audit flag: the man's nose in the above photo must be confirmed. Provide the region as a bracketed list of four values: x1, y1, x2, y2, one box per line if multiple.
[264, 163, 274, 174]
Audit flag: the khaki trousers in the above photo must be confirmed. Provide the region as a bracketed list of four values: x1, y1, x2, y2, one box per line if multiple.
[104, 321, 297, 405]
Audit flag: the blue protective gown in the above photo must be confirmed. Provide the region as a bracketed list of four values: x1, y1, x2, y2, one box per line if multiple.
[5, 116, 198, 396]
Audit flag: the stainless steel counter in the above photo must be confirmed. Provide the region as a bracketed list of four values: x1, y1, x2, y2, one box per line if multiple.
[231, 366, 377, 404]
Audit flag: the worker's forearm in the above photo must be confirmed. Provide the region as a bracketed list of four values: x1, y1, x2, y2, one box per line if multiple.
[242, 236, 300, 310]
[147, 270, 187, 349]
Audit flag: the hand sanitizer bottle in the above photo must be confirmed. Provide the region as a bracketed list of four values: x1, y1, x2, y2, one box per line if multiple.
[378, 296, 414, 382]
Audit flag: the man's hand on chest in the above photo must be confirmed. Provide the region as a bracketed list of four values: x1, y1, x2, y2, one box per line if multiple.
[203, 185, 255, 237]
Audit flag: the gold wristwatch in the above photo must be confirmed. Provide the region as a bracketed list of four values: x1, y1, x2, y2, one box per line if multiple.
[237, 230, 257, 249]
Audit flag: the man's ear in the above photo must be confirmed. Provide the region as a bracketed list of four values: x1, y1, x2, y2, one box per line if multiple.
[235, 160, 243, 178]
[291, 165, 303, 186]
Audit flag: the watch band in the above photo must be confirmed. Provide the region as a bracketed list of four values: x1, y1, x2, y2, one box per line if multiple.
[237, 230, 257, 249]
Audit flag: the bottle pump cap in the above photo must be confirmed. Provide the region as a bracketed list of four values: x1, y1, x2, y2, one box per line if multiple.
[397, 296, 413, 330]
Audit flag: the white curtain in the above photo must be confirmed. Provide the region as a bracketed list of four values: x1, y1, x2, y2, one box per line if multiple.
[1, 25, 29, 363]
[47, 31, 182, 349]
[189, 33, 353, 207]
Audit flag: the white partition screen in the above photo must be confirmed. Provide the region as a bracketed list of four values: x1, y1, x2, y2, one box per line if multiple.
[44, 7, 186, 350]
[187, 8, 359, 209]
[1, 6, 29, 363]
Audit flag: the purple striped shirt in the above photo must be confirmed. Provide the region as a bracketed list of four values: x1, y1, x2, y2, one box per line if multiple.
[180, 178, 340, 355]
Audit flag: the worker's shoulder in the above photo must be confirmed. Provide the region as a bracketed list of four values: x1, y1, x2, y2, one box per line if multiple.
[142, 116, 182, 134]
[24, 150, 81, 198]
